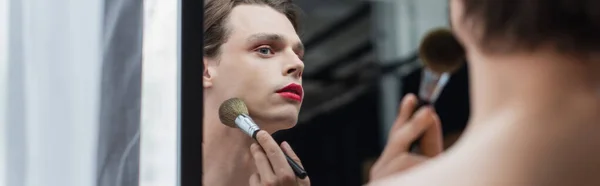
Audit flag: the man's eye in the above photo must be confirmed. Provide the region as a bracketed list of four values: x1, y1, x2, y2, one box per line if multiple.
[257, 47, 273, 55]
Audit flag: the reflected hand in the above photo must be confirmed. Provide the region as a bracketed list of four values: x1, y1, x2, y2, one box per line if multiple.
[250, 131, 310, 186]
[369, 94, 443, 181]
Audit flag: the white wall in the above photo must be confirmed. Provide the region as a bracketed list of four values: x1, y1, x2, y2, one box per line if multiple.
[139, 0, 178, 185]
[2, 0, 104, 185]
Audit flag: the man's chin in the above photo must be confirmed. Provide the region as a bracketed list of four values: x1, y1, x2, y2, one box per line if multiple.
[278, 120, 297, 130]
[253, 116, 298, 133]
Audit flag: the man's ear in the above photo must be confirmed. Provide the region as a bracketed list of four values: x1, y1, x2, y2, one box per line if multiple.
[203, 58, 216, 88]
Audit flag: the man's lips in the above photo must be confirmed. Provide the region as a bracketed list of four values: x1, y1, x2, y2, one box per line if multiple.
[276, 83, 303, 102]
[277, 92, 302, 102]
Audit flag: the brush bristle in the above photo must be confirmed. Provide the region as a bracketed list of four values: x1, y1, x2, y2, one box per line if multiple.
[419, 28, 466, 74]
[218, 98, 249, 128]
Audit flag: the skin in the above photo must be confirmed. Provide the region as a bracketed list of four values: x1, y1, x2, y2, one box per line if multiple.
[203, 4, 310, 186]
[369, 93, 443, 180]
[368, 0, 600, 185]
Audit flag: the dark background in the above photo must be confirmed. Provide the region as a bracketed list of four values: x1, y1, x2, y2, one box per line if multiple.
[275, 64, 470, 186]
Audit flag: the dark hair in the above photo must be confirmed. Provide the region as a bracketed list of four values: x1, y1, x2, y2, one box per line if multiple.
[203, 0, 301, 58]
[460, 0, 600, 54]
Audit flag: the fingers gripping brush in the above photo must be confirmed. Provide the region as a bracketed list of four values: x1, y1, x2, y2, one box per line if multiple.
[218, 98, 308, 179]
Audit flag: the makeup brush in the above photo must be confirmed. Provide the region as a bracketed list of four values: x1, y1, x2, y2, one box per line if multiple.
[219, 98, 259, 138]
[419, 28, 466, 75]
[218, 98, 308, 179]
[416, 28, 466, 108]
[411, 28, 466, 152]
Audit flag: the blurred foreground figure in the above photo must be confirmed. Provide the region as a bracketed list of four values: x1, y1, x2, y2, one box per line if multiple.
[369, 0, 600, 185]
[202, 0, 310, 185]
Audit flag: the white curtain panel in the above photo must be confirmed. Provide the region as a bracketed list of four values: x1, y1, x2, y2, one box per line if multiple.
[1, 0, 144, 185]
[0, 0, 9, 184]
[2, 0, 104, 185]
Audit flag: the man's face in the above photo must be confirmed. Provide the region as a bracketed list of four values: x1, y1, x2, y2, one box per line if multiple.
[205, 4, 304, 132]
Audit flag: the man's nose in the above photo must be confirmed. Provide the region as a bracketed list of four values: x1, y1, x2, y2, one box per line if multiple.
[282, 55, 304, 79]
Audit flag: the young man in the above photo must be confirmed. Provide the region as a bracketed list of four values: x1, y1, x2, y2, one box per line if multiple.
[369, 0, 600, 185]
[202, 0, 310, 185]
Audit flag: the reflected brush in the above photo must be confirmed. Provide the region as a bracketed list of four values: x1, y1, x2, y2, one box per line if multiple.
[417, 28, 465, 107]
[411, 28, 466, 152]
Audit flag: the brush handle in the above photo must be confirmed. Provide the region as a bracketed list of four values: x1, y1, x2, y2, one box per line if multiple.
[252, 130, 307, 179]
[284, 152, 308, 179]
[409, 98, 430, 152]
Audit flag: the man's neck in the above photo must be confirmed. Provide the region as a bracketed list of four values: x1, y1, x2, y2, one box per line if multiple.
[203, 105, 256, 186]
[457, 50, 600, 184]
[467, 50, 600, 130]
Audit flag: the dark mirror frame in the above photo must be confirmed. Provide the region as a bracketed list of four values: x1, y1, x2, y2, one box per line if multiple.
[179, 0, 204, 185]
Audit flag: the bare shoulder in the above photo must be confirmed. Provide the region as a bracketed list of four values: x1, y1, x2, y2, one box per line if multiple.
[366, 149, 500, 186]
[366, 141, 528, 186]
[367, 114, 600, 186]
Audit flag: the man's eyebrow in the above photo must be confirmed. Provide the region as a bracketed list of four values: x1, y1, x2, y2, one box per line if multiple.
[247, 33, 304, 52]
[294, 42, 304, 53]
[247, 33, 284, 43]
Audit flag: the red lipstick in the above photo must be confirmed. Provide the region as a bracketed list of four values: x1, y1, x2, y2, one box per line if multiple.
[276, 83, 303, 102]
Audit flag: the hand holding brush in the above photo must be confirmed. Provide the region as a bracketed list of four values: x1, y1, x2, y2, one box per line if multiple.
[219, 98, 309, 186]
